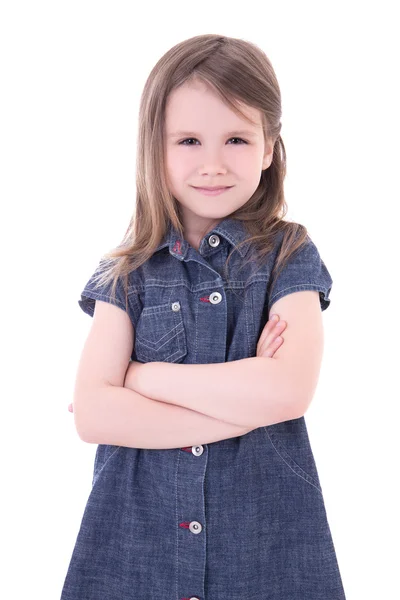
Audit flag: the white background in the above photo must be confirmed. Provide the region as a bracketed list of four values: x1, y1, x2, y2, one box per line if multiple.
[1, 1, 399, 598]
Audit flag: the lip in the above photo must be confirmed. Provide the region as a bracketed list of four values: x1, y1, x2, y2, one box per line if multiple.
[192, 186, 233, 196]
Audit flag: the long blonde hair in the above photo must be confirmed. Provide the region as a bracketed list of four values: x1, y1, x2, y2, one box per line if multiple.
[90, 33, 309, 308]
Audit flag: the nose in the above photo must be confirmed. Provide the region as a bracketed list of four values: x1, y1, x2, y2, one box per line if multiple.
[197, 148, 228, 176]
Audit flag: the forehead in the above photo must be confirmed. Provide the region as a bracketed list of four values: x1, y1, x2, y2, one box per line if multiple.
[165, 81, 262, 132]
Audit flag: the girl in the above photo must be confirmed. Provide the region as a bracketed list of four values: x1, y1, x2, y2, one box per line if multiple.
[61, 34, 346, 599]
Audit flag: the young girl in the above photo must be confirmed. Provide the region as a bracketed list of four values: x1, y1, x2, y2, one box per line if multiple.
[61, 34, 346, 599]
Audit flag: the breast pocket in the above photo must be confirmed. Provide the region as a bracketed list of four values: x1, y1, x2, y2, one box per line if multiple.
[134, 300, 188, 363]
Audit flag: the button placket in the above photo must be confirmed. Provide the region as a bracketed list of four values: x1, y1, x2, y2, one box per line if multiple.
[177, 245, 224, 600]
[178, 444, 205, 599]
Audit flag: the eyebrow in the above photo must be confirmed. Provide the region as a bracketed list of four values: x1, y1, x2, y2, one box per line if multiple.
[167, 129, 259, 139]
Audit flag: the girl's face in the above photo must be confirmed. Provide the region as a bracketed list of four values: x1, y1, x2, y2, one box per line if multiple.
[164, 80, 273, 249]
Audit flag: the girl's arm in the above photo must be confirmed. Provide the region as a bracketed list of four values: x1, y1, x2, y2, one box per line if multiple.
[129, 295, 318, 429]
[129, 356, 294, 429]
[78, 383, 252, 449]
[70, 314, 284, 448]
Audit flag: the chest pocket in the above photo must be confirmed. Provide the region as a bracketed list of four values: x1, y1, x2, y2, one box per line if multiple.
[134, 300, 188, 363]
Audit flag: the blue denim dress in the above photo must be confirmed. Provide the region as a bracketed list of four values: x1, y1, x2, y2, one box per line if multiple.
[60, 217, 346, 599]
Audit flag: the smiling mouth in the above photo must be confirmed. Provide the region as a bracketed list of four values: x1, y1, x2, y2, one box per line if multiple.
[193, 186, 232, 190]
[192, 186, 233, 196]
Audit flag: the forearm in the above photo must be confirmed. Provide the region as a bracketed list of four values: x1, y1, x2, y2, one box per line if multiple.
[75, 383, 251, 450]
[136, 357, 295, 428]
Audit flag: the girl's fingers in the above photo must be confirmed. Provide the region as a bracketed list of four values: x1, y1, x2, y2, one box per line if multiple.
[262, 335, 283, 357]
[257, 317, 287, 353]
[257, 320, 276, 349]
[259, 334, 283, 357]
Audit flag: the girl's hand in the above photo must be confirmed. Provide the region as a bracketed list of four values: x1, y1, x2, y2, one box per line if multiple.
[239, 314, 287, 435]
[256, 314, 287, 359]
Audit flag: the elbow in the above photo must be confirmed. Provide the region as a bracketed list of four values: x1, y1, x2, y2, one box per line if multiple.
[275, 359, 315, 421]
[282, 396, 305, 424]
[73, 392, 94, 443]
[286, 387, 312, 421]
[291, 397, 307, 420]
[74, 412, 92, 444]
[292, 371, 321, 419]
[295, 391, 315, 419]
[284, 382, 310, 421]
[75, 422, 92, 444]
[254, 356, 307, 427]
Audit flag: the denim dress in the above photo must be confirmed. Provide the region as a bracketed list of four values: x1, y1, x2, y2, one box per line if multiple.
[60, 217, 346, 600]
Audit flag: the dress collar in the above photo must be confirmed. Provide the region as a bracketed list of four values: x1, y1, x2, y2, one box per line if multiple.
[154, 217, 253, 260]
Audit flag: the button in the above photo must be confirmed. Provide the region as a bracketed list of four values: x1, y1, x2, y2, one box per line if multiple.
[209, 291, 222, 304]
[208, 234, 220, 247]
[192, 445, 204, 456]
[171, 301, 181, 312]
[189, 521, 202, 534]
[189, 597, 201, 600]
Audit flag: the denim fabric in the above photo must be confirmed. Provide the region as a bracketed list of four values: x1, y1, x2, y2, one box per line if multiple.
[60, 217, 346, 599]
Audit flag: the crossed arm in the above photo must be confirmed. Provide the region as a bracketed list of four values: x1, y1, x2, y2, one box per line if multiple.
[124, 354, 298, 430]
[123, 291, 323, 432]
[72, 307, 310, 448]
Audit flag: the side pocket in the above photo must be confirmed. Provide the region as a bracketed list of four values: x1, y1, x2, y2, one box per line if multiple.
[263, 418, 322, 492]
[92, 444, 121, 487]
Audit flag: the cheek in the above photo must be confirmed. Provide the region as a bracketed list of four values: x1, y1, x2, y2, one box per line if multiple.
[167, 152, 193, 180]
[237, 150, 261, 170]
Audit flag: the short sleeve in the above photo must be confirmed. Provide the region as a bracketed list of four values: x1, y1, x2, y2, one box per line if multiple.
[268, 234, 333, 313]
[78, 260, 129, 318]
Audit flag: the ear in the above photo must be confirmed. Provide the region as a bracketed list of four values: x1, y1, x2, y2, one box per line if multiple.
[262, 140, 274, 170]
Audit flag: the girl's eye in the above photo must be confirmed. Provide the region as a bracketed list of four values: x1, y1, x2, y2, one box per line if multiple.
[179, 137, 248, 146]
